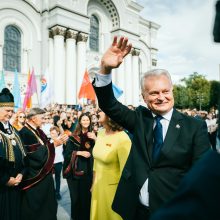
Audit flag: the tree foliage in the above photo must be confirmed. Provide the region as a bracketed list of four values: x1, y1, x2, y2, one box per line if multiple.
[173, 72, 216, 110]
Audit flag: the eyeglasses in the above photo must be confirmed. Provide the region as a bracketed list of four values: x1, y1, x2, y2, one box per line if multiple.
[44, 117, 50, 120]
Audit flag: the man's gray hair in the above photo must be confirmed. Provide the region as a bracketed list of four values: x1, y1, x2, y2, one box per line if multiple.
[140, 69, 172, 92]
[26, 108, 46, 119]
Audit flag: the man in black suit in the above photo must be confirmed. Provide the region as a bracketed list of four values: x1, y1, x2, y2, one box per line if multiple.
[149, 1, 220, 219]
[92, 36, 210, 220]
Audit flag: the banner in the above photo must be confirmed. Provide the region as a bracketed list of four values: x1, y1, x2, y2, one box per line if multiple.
[12, 69, 21, 111]
[40, 68, 53, 108]
[0, 69, 6, 91]
[23, 68, 38, 110]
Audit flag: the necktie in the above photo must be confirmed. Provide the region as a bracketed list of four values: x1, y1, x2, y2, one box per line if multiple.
[152, 115, 163, 161]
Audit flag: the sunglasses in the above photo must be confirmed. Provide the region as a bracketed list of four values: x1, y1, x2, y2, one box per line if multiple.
[44, 117, 50, 120]
[19, 116, 26, 119]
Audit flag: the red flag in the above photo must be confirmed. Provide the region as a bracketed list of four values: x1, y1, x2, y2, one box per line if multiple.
[23, 68, 38, 110]
[78, 70, 96, 101]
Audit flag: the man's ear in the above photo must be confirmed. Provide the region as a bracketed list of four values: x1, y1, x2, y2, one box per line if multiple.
[142, 93, 147, 103]
[31, 115, 36, 122]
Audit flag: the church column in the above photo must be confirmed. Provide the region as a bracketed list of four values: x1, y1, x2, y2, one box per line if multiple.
[76, 33, 88, 99]
[22, 48, 28, 73]
[66, 29, 78, 104]
[132, 48, 140, 107]
[0, 43, 3, 71]
[48, 30, 54, 79]
[48, 31, 54, 102]
[124, 53, 132, 105]
[115, 61, 125, 103]
[51, 25, 66, 104]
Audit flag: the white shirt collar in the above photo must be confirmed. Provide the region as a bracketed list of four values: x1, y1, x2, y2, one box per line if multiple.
[152, 108, 173, 121]
[1, 121, 10, 129]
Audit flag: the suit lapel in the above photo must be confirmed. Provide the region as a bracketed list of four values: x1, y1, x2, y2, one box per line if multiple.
[160, 109, 183, 157]
[142, 109, 154, 165]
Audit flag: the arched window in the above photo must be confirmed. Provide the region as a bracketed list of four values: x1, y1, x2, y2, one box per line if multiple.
[89, 15, 99, 52]
[3, 25, 21, 72]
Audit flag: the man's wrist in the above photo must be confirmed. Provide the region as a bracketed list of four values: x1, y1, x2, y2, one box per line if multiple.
[100, 61, 112, 75]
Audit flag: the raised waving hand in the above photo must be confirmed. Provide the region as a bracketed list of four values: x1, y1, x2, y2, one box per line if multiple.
[100, 36, 132, 74]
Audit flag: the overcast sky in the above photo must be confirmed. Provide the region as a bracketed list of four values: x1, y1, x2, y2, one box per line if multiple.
[137, 0, 220, 84]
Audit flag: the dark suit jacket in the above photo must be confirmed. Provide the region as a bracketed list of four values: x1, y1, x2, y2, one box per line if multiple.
[94, 82, 210, 220]
[214, 0, 220, 42]
[150, 150, 220, 220]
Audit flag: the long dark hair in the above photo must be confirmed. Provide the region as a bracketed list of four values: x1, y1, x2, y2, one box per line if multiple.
[106, 117, 123, 132]
[73, 113, 92, 135]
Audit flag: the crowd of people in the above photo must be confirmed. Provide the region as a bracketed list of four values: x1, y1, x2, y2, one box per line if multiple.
[0, 60, 219, 220]
[0, 76, 219, 220]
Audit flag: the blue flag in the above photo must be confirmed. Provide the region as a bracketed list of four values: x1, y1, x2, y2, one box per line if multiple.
[0, 69, 6, 91]
[112, 83, 123, 99]
[13, 69, 21, 111]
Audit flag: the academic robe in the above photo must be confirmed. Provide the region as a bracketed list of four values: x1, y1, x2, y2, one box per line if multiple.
[19, 124, 57, 220]
[0, 122, 26, 220]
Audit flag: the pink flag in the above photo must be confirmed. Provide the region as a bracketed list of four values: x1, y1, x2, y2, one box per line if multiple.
[23, 68, 38, 110]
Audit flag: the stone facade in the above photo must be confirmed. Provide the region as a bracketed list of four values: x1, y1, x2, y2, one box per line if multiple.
[0, 0, 160, 106]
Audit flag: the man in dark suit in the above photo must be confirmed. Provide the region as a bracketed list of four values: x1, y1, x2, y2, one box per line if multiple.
[149, 1, 220, 219]
[92, 36, 210, 220]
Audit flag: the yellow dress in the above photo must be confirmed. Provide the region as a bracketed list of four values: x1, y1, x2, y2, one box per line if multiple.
[90, 129, 131, 220]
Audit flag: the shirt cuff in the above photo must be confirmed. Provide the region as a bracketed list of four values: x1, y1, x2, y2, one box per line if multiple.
[88, 67, 112, 87]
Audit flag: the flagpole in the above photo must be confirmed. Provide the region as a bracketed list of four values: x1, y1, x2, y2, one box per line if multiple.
[36, 89, 40, 107]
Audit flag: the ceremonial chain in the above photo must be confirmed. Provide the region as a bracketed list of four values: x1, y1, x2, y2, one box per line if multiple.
[0, 128, 26, 162]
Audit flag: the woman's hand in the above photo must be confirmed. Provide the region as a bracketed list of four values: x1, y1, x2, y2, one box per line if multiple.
[87, 132, 97, 141]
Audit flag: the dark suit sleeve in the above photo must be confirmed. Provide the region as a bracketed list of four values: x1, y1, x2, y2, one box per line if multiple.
[192, 120, 211, 164]
[214, 0, 220, 42]
[150, 151, 220, 220]
[94, 82, 136, 133]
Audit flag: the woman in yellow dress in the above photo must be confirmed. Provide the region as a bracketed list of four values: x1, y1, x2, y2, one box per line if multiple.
[90, 110, 131, 220]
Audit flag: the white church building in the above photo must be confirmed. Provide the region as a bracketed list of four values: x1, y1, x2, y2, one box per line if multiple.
[0, 0, 159, 106]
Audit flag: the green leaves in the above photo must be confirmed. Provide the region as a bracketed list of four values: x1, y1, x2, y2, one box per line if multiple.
[173, 72, 219, 110]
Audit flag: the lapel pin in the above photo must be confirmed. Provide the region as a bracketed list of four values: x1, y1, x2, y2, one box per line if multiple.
[176, 124, 180, 129]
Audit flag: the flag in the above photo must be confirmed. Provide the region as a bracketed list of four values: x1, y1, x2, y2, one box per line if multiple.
[12, 69, 21, 111]
[0, 69, 6, 91]
[40, 68, 53, 108]
[23, 68, 38, 110]
[26, 70, 32, 108]
[78, 70, 96, 101]
[112, 83, 123, 99]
